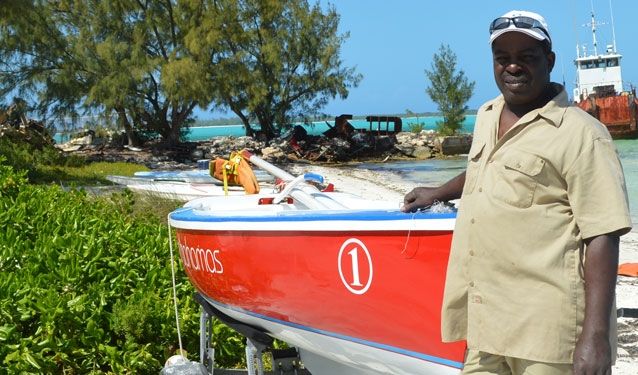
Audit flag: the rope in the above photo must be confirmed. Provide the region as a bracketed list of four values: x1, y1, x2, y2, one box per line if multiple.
[222, 162, 229, 195]
[167, 214, 184, 355]
[401, 211, 419, 255]
[401, 201, 453, 254]
[220, 152, 244, 195]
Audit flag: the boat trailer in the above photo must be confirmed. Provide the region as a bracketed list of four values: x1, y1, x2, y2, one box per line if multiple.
[194, 293, 312, 375]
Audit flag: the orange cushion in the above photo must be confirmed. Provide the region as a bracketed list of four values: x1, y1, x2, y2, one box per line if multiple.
[618, 263, 638, 277]
[210, 154, 260, 194]
[211, 158, 239, 185]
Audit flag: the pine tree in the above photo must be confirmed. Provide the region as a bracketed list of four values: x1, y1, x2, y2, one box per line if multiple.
[425, 44, 475, 136]
[0, 0, 360, 143]
[185, 0, 362, 138]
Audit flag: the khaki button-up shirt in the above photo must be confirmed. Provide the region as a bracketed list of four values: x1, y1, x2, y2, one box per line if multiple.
[441, 85, 632, 363]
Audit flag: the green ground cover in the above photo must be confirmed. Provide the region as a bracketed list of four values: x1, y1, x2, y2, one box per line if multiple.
[0, 142, 247, 373]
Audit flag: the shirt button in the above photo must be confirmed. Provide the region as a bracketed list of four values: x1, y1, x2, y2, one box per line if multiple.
[469, 281, 475, 287]
[478, 187, 482, 192]
[470, 218, 475, 224]
[469, 250, 475, 256]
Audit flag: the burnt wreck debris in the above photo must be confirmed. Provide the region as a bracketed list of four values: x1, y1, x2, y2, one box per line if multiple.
[5, 108, 472, 167]
[0, 104, 55, 149]
[197, 116, 472, 164]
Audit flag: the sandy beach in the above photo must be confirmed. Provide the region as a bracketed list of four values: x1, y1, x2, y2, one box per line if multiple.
[288, 163, 638, 374]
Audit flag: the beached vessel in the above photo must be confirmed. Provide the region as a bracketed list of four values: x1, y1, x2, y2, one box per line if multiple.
[106, 163, 275, 201]
[105, 175, 269, 202]
[132, 168, 274, 183]
[168, 151, 466, 374]
[107, 167, 273, 185]
[573, 9, 638, 139]
[124, 180, 257, 201]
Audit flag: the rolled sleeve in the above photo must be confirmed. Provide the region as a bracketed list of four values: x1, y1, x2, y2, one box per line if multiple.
[566, 138, 632, 239]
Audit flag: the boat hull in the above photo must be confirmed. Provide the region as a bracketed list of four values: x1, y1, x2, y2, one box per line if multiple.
[127, 181, 253, 201]
[577, 94, 638, 139]
[170, 202, 465, 374]
[201, 295, 460, 375]
[134, 168, 274, 183]
[107, 168, 275, 201]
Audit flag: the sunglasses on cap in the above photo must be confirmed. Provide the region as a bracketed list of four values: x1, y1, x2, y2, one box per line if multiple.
[489, 16, 551, 41]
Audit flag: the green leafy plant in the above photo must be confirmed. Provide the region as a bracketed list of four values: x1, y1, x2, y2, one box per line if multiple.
[0, 163, 247, 373]
[409, 122, 425, 133]
[0, 156, 28, 197]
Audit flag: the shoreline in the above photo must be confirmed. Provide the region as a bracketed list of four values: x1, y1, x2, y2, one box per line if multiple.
[286, 163, 638, 373]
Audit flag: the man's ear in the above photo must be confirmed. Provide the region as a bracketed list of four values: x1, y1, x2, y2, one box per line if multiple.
[547, 51, 556, 73]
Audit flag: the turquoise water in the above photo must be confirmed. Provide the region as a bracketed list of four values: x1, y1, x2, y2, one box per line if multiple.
[358, 157, 468, 187]
[184, 116, 477, 141]
[617, 140, 638, 225]
[53, 115, 476, 143]
[363, 140, 638, 226]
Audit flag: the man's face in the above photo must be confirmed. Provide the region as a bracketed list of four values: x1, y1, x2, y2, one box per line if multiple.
[491, 32, 555, 106]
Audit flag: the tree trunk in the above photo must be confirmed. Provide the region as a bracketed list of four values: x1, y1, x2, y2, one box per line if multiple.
[233, 109, 254, 137]
[256, 111, 276, 140]
[166, 121, 181, 145]
[115, 107, 139, 146]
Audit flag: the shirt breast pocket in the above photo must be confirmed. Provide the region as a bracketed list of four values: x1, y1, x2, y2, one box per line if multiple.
[493, 151, 545, 208]
[463, 143, 485, 194]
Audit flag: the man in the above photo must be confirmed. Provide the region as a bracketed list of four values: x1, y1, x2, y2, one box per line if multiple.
[402, 10, 631, 375]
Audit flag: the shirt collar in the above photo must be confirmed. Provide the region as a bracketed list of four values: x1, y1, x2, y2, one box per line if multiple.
[483, 83, 569, 128]
[538, 84, 569, 127]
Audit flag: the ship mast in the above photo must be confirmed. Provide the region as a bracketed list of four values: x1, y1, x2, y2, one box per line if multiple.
[609, 0, 617, 53]
[590, 16, 597, 55]
[586, 0, 603, 56]
[573, 0, 624, 102]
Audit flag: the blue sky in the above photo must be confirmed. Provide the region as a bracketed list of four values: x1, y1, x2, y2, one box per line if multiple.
[200, 0, 638, 120]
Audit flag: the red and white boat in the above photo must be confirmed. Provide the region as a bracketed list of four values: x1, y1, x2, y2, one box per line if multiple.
[168, 152, 466, 374]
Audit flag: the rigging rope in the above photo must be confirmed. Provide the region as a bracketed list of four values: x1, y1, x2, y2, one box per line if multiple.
[167, 214, 184, 356]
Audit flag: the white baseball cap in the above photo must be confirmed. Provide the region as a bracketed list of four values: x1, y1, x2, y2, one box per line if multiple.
[489, 10, 551, 47]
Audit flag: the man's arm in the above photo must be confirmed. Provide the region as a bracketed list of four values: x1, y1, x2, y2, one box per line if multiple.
[401, 171, 466, 213]
[573, 233, 620, 375]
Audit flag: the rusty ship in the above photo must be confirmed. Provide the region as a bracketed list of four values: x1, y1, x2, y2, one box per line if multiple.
[572, 9, 637, 139]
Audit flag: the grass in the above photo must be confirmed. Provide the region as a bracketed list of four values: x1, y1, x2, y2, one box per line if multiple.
[0, 138, 177, 220]
[32, 161, 150, 185]
[41, 161, 180, 223]
[0, 138, 150, 185]
[105, 190, 184, 224]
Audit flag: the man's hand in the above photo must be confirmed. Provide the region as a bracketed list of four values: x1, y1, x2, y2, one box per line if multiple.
[401, 171, 466, 213]
[402, 187, 440, 212]
[573, 331, 611, 375]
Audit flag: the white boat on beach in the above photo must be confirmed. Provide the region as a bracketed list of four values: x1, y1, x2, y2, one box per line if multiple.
[132, 168, 274, 183]
[125, 180, 263, 201]
[107, 162, 276, 201]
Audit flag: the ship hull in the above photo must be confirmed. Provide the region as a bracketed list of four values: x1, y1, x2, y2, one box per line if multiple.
[169, 196, 466, 374]
[577, 94, 638, 139]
